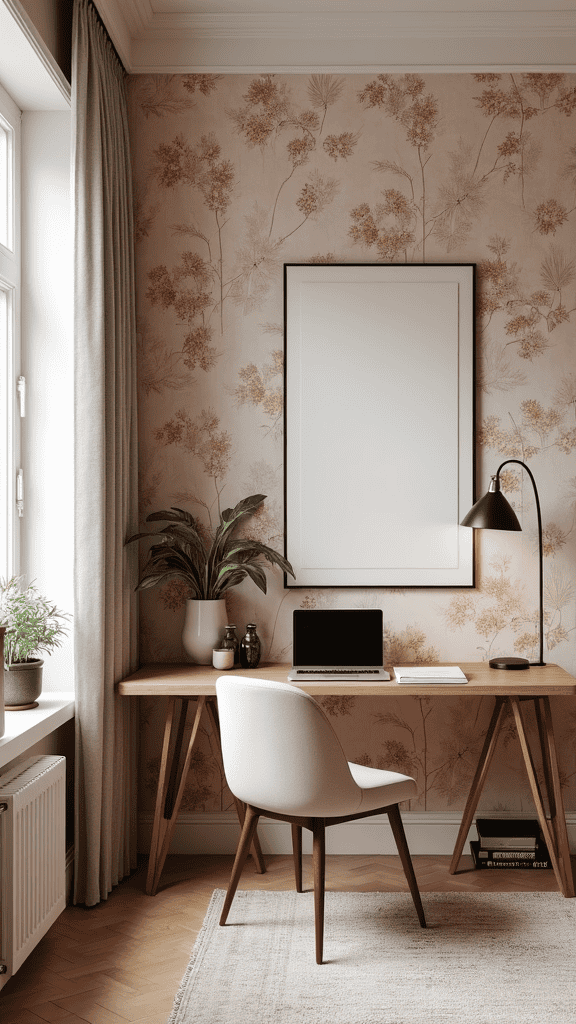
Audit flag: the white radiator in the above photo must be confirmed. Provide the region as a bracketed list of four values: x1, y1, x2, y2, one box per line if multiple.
[0, 755, 66, 989]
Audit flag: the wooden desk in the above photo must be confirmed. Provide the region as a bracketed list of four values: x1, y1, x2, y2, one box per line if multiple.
[118, 661, 576, 897]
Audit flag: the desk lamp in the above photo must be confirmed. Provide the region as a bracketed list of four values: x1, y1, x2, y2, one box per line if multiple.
[460, 458, 545, 670]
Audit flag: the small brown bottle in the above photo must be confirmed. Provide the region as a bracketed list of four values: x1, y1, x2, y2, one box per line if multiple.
[239, 623, 261, 669]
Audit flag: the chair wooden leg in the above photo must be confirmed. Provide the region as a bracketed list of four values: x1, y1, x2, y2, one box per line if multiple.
[220, 805, 261, 926]
[387, 804, 426, 928]
[312, 820, 326, 964]
[292, 824, 303, 892]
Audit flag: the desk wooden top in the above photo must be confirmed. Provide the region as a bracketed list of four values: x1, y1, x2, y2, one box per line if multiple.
[117, 661, 576, 698]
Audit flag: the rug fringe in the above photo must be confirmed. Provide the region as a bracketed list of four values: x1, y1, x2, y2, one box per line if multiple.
[167, 889, 226, 1024]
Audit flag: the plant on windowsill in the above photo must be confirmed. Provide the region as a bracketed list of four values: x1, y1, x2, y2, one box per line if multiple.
[0, 576, 71, 710]
[126, 493, 295, 664]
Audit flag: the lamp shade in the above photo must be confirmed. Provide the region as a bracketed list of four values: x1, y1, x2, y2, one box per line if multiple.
[460, 477, 521, 532]
[459, 461, 545, 669]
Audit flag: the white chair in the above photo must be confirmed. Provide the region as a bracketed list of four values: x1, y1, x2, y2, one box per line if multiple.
[216, 675, 426, 963]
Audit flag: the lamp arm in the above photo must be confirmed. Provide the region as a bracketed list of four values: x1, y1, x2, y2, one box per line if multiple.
[495, 460, 544, 666]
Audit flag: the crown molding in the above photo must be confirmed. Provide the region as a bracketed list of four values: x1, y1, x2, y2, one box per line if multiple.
[0, 0, 70, 109]
[144, 11, 576, 39]
[94, 2, 576, 74]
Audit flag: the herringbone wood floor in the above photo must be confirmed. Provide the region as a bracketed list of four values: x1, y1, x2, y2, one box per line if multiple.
[0, 853, 568, 1024]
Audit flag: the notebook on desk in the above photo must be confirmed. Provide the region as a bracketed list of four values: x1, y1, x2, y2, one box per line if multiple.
[287, 609, 390, 681]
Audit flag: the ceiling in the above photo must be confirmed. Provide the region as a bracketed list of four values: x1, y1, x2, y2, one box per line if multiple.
[94, 0, 576, 74]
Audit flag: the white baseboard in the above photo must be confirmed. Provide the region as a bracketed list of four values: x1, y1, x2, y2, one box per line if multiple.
[138, 812, 576, 857]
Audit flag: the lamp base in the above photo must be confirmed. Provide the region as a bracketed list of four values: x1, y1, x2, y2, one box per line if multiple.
[489, 656, 530, 670]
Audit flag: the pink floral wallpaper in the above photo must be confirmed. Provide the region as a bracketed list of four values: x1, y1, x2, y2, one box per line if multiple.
[128, 72, 576, 816]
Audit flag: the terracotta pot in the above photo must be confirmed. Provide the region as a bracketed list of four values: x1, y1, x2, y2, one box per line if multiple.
[4, 658, 44, 709]
[182, 599, 227, 665]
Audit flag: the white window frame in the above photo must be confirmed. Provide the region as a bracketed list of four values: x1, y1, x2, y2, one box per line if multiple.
[0, 80, 21, 581]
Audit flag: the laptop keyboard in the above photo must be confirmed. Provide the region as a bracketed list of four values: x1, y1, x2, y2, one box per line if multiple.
[296, 669, 381, 674]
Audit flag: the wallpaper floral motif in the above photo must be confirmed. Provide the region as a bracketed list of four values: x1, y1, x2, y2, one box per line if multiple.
[128, 72, 576, 816]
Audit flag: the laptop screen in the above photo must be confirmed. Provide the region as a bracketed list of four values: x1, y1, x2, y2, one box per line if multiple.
[292, 609, 383, 668]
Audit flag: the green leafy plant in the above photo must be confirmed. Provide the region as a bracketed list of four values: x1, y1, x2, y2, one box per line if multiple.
[127, 493, 295, 599]
[0, 576, 71, 666]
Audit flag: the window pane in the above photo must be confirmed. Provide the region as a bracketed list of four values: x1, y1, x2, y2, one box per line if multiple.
[0, 122, 8, 249]
[0, 288, 8, 577]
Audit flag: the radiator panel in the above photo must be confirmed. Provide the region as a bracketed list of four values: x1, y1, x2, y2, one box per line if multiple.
[0, 755, 66, 988]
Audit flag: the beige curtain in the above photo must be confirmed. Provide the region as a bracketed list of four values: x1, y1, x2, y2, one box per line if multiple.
[72, 0, 139, 906]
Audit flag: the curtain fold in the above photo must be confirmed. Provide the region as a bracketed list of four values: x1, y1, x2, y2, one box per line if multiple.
[72, 0, 139, 906]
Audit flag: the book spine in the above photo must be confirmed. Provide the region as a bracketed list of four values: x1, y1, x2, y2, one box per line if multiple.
[470, 842, 550, 869]
[478, 840, 538, 851]
[473, 847, 537, 856]
[478, 849, 536, 860]
[475, 859, 550, 869]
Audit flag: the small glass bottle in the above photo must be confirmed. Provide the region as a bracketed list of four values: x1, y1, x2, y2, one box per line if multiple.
[220, 624, 240, 666]
[239, 623, 261, 669]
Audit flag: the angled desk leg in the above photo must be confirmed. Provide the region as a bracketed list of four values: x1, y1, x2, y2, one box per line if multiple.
[146, 694, 266, 895]
[146, 696, 205, 895]
[511, 696, 574, 898]
[449, 697, 507, 876]
[451, 693, 574, 898]
[541, 697, 575, 897]
[537, 696, 574, 895]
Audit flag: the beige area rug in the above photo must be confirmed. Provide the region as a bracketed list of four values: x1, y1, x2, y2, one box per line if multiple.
[168, 888, 576, 1024]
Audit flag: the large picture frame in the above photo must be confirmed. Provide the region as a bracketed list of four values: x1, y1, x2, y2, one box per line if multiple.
[284, 263, 475, 588]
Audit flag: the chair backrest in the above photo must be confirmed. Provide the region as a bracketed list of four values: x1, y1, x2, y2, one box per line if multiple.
[216, 675, 362, 818]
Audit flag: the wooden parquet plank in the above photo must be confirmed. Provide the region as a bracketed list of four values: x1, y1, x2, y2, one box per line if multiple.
[19, 1000, 73, 1022]
[0, 853, 569, 1024]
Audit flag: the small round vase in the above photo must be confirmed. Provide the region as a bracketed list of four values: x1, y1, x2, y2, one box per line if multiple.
[4, 658, 44, 710]
[239, 623, 262, 669]
[182, 599, 228, 665]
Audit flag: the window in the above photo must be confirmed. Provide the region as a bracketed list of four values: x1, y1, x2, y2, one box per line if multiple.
[0, 116, 11, 248]
[0, 82, 21, 580]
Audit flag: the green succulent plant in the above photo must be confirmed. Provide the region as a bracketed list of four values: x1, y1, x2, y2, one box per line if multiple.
[127, 493, 295, 600]
[0, 576, 71, 666]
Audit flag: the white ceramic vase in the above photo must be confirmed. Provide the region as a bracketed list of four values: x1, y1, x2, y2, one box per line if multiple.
[182, 599, 227, 665]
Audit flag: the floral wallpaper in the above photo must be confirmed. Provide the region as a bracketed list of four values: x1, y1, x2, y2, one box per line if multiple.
[128, 72, 576, 818]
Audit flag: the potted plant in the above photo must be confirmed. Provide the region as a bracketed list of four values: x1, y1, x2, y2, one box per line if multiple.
[0, 576, 71, 710]
[127, 493, 295, 663]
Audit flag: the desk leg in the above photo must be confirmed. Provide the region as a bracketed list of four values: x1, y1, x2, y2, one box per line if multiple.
[525, 696, 574, 898]
[509, 696, 564, 889]
[146, 697, 206, 896]
[452, 694, 574, 897]
[146, 696, 180, 895]
[540, 697, 574, 897]
[449, 697, 506, 875]
[206, 697, 266, 874]
[146, 694, 266, 895]
[151, 696, 206, 896]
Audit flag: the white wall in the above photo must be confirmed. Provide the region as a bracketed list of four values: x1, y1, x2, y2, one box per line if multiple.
[21, 110, 73, 689]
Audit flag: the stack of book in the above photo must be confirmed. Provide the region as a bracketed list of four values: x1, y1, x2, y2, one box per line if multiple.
[393, 666, 468, 685]
[470, 817, 551, 869]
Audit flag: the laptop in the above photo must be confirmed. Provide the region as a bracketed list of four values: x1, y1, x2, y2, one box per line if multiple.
[288, 609, 390, 681]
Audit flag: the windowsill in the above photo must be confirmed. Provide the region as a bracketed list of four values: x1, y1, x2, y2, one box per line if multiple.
[0, 691, 75, 769]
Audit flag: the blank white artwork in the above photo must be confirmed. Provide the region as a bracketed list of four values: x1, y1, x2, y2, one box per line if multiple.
[285, 264, 474, 587]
